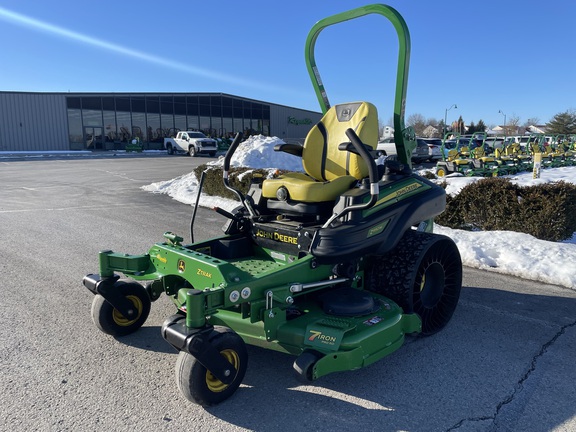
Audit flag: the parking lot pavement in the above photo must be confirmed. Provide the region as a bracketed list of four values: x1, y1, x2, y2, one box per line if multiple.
[0, 150, 172, 162]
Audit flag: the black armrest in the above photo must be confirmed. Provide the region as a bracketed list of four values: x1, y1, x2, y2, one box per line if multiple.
[338, 141, 374, 156]
[274, 143, 303, 157]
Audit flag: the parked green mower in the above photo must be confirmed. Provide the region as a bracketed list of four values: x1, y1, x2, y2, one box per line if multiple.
[436, 133, 473, 177]
[467, 132, 501, 177]
[82, 4, 462, 406]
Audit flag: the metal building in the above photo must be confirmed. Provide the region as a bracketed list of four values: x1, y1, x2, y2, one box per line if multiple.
[0, 91, 321, 152]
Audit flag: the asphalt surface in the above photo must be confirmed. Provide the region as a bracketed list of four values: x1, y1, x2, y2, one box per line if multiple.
[1, 154, 575, 432]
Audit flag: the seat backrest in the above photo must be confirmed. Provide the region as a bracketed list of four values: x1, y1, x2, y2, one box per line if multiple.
[447, 149, 459, 161]
[302, 102, 378, 181]
[473, 147, 486, 158]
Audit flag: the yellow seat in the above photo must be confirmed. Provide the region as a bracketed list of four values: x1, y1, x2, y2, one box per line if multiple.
[446, 148, 470, 165]
[458, 146, 470, 157]
[446, 149, 459, 162]
[262, 102, 378, 203]
[472, 147, 495, 163]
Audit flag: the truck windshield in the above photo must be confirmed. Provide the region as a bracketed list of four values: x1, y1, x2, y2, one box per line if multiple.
[189, 132, 207, 138]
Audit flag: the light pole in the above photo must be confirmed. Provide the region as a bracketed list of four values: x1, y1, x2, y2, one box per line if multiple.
[498, 110, 507, 137]
[444, 104, 457, 137]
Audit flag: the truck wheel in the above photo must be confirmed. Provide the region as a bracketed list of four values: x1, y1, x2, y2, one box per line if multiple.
[188, 146, 197, 157]
[166, 145, 174, 155]
[175, 326, 247, 406]
[91, 282, 151, 336]
[364, 230, 462, 335]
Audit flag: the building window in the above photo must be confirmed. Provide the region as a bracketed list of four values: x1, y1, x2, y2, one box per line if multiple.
[116, 97, 131, 144]
[160, 96, 174, 137]
[66, 93, 277, 150]
[131, 96, 146, 146]
[67, 107, 83, 149]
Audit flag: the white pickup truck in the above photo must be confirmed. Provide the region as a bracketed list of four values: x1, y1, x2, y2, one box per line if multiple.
[164, 131, 218, 157]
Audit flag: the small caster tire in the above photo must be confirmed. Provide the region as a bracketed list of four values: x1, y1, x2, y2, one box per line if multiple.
[176, 326, 248, 406]
[293, 350, 322, 382]
[91, 282, 151, 336]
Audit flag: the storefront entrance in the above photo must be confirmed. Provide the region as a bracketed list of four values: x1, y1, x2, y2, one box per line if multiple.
[84, 126, 103, 150]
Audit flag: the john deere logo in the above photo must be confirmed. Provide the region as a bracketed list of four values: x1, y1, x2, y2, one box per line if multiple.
[177, 259, 186, 272]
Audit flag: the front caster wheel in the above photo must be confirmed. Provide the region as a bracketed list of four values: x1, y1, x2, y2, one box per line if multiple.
[91, 282, 151, 336]
[293, 350, 321, 382]
[176, 326, 248, 406]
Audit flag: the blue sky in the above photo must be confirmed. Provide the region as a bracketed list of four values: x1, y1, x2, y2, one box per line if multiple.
[0, 0, 574, 128]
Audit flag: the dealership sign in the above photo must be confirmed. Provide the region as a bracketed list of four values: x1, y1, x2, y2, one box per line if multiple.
[287, 116, 313, 126]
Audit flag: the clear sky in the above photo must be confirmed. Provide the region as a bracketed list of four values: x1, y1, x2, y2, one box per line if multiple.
[0, 0, 574, 129]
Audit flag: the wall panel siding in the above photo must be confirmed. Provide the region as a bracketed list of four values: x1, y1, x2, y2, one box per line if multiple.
[269, 104, 321, 143]
[0, 92, 68, 151]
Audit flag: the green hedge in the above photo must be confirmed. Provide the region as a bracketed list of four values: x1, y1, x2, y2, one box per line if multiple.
[193, 164, 274, 200]
[193, 165, 576, 242]
[435, 178, 576, 242]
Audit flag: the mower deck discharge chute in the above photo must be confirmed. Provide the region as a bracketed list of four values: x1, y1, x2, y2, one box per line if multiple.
[82, 3, 462, 406]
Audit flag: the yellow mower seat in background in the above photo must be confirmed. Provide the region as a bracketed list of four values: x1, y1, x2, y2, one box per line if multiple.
[472, 147, 495, 163]
[262, 102, 379, 203]
[447, 149, 470, 165]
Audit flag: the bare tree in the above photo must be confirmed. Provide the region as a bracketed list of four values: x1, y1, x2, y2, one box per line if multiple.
[406, 113, 426, 136]
[506, 115, 520, 135]
[523, 117, 540, 127]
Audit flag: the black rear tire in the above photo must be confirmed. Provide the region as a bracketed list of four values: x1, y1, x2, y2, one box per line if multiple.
[166, 144, 174, 155]
[364, 230, 462, 335]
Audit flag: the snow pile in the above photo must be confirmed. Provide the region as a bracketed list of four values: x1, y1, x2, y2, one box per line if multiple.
[208, 135, 303, 171]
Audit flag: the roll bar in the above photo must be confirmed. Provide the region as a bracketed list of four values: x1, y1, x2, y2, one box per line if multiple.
[304, 4, 415, 167]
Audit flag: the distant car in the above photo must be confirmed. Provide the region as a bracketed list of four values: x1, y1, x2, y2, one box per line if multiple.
[376, 137, 440, 163]
[376, 137, 396, 157]
[418, 138, 443, 161]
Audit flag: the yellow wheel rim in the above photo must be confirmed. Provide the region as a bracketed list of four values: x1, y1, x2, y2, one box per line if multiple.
[112, 295, 142, 326]
[206, 349, 240, 393]
[437, 168, 446, 177]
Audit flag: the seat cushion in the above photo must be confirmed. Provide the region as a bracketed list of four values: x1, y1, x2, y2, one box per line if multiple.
[262, 172, 356, 202]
